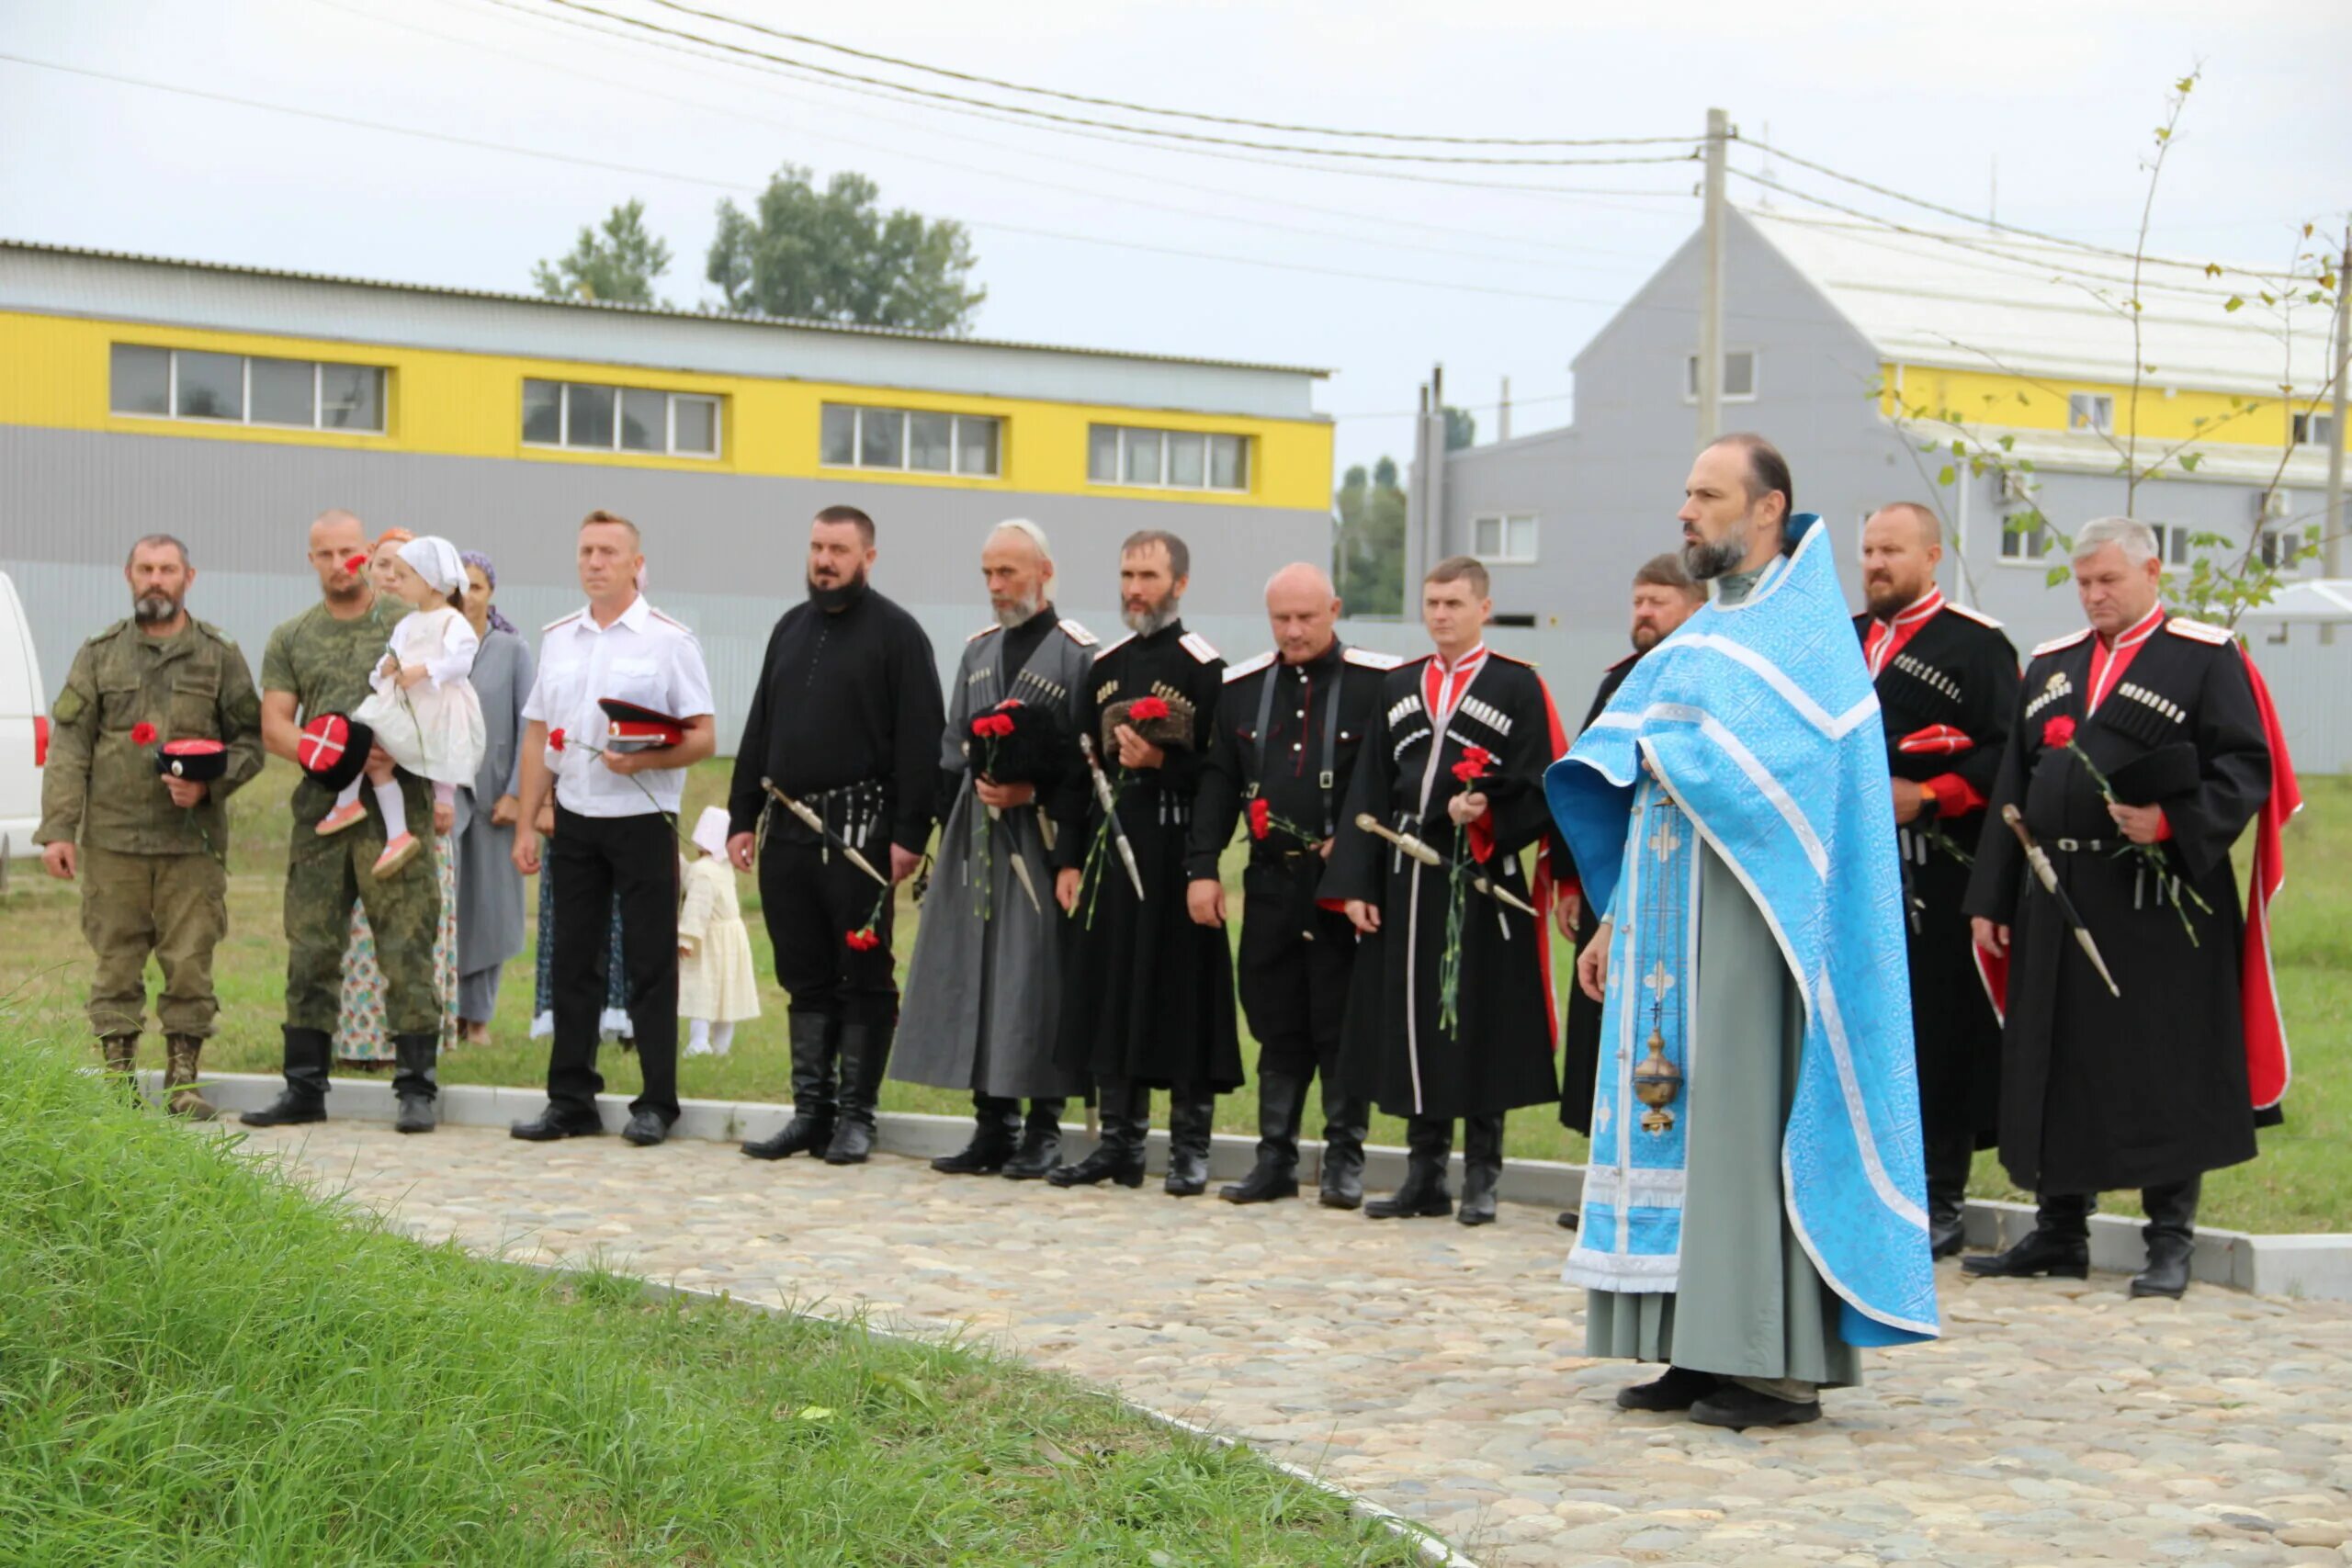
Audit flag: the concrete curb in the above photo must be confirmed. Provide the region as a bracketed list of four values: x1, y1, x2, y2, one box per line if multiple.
[173, 1070, 2352, 1303]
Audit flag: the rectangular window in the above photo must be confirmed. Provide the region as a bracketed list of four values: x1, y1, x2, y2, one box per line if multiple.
[110, 343, 387, 434]
[1999, 519, 2048, 561]
[2146, 523, 2192, 567]
[2068, 392, 2114, 433]
[521, 378, 724, 457]
[2259, 527, 2311, 571]
[819, 403, 1002, 477]
[1088, 423, 1251, 491]
[1471, 513, 1539, 563]
[2293, 411, 2337, 447]
[1684, 349, 1758, 402]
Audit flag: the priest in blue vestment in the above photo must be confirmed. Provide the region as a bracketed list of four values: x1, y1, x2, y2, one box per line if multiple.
[1546, 434, 1939, 1429]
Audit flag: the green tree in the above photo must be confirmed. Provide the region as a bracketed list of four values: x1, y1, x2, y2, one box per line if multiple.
[531, 199, 673, 307]
[706, 165, 984, 333]
[1443, 406, 1476, 452]
[1335, 457, 1408, 616]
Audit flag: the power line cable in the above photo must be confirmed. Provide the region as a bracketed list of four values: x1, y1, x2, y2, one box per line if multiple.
[468, 0, 1704, 205]
[630, 0, 1693, 149]
[538, 0, 1701, 169]
[1742, 135, 2312, 283]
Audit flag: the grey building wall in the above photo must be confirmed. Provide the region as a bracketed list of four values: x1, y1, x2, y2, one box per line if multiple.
[1417, 209, 2352, 771]
[1, 425, 1329, 751]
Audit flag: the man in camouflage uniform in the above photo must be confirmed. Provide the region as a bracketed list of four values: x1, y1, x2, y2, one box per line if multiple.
[37, 534, 264, 1117]
[243, 509, 444, 1134]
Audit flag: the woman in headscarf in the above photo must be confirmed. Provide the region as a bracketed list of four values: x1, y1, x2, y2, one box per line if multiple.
[450, 551, 534, 1044]
[335, 528, 461, 1067]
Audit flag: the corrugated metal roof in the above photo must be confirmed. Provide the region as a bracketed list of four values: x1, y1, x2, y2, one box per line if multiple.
[1745, 211, 2334, 400]
[0, 236, 1331, 379]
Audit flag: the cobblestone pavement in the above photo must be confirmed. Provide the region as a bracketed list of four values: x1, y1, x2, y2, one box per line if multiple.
[250, 1120, 2352, 1567]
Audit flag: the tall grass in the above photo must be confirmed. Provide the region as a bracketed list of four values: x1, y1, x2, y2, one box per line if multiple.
[0, 1014, 1416, 1565]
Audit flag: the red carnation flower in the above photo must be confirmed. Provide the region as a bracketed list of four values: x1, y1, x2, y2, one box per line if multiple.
[1249, 798, 1272, 840]
[1127, 696, 1170, 722]
[1451, 744, 1494, 785]
[2041, 716, 2077, 749]
[844, 928, 880, 952]
[548, 728, 567, 752]
[971, 714, 1014, 739]
[343, 553, 370, 576]
[130, 722, 158, 747]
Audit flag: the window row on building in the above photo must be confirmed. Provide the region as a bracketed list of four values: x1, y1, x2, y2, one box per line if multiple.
[104, 342, 1261, 492]
[1999, 514, 2313, 572]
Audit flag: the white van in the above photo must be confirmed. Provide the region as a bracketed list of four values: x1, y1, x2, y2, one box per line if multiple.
[0, 570, 48, 861]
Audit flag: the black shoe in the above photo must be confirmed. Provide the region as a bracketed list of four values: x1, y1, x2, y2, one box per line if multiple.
[1365, 1115, 1453, 1219]
[823, 1114, 877, 1165]
[1456, 1113, 1503, 1226]
[1224, 1069, 1304, 1203]
[1221, 1155, 1299, 1203]
[822, 1021, 890, 1165]
[1316, 1086, 1369, 1210]
[933, 1129, 1019, 1174]
[621, 1110, 673, 1146]
[745, 1012, 840, 1160]
[1930, 1219, 1967, 1259]
[390, 1032, 436, 1134]
[1001, 1102, 1064, 1180]
[1556, 1210, 1579, 1231]
[1961, 1228, 2089, 1280]
[511, 1105, 605, 1141]
[1614, 1366, 1720, 1412]
[242, 1089, 326, 1128]
[1047, 1097, 1147, 1189]
[1690, 1384, 1821, 1429]
[394, 1090, 435, 1134]
[2130, 1178, 2199, 1298]
[1924, 1129, 1973, 1259]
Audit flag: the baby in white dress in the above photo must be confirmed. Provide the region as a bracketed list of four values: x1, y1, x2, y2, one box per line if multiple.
[320, 536, 488, 877]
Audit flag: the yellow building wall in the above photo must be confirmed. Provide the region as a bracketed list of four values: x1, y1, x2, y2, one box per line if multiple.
[1877, 361, 2294, 447]
[0, 310, 1334, 511]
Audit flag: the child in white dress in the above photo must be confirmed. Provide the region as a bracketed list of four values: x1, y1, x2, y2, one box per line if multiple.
[321, 536, 488, 877]
[678, 806, 761, 1056]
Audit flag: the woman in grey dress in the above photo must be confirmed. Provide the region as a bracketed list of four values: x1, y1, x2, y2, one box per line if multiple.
[452, 551, 534, 1045]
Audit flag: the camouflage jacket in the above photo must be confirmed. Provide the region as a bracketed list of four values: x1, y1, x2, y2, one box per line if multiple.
[37, 617, 265, 858]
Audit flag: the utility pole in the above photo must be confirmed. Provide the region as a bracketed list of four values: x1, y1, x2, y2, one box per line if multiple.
[1696, 107, 1729, 448]
[2324, 222, 2349, 644]
[1498, 375, 1512, 443]
[1427, 362, 1447, 576]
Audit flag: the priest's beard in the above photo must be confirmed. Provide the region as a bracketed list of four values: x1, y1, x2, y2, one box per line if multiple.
[1122, 593, 1181, 637]
[1681, 517, 1752, 581]
[132, 592, 181, 625]
[807, 566, 870, 613]
[992, 588, 1043, 628]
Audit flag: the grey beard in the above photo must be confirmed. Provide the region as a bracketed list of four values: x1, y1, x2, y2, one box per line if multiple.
[1121, 595, 1181, 637]
[132, 592, 179, 624]
[992, 590, 1042, 628]
[1681, 522, 1750, 581]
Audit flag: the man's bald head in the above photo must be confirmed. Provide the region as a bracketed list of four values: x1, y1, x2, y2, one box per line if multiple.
[305, 509, 370, 602]
[1860, 502, 1945, 619]
[1264, 560, 1341, 664]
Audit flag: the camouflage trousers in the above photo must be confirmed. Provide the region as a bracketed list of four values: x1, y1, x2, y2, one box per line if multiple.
[284, 817, 442, 1034]
[80, 845, 227, 1039]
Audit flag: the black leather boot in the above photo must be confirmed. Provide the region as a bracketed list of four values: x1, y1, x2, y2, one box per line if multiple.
[1924, 1129, 1974, 1258]
[391, 1032, 438, 1134]
[1317, 1081, 1369, 1211]
[823, 1020, 894, 1165]
[742, 1013, 837, 1159]
[1366, 1115, 1453, 1219]
[1048, 1083, 1147, 1188]
[933, 1095, 1022, 1174]
[243, 1026, 331, 1126]
[1457, 1114, 1504, 1226]
[2131, 1177, 2199, 1299]
[1221, 1069, 1304, 1203]
[1001, 1099, 1066, 1180]
[1962, 1192, 2091, 1279]
[1164, 1087, 1216, 1197]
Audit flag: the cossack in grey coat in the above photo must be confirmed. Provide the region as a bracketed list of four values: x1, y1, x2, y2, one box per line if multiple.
[453, 625, 534, 986]
[893, 612, 1098, 1100]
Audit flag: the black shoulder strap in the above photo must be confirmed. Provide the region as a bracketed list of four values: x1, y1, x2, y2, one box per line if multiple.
[1245, 651, 1346, 837]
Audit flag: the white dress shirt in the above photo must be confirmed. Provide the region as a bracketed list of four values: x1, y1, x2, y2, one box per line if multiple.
[522, 594, 714, 818]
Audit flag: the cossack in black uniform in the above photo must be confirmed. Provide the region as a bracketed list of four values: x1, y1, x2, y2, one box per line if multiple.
[1854, 591, 2018, 1258]
[1188, 637, 1398, 1209]
[729, 578, 944, 1165]
[1048, 619, 1242, 1193]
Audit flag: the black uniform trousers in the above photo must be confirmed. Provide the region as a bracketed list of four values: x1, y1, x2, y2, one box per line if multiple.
[548, 806, 680, 1121]
[759, 836, 899, 1028]
[1238, 855, 1356, 1082]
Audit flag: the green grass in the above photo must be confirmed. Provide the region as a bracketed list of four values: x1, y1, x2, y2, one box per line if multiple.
[0, 1013, 1420, 1565]
[5, 759, 2346, 1232]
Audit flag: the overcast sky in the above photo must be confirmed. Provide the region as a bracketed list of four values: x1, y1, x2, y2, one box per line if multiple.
[4, 0, 2345, 481]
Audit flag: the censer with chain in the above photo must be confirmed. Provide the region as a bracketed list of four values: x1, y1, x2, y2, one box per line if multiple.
[1630, 795, 1687, 1135]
